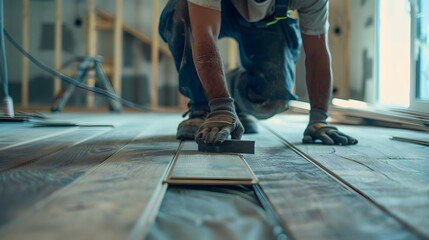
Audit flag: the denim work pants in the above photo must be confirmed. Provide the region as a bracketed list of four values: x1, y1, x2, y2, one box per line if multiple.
[159, 0, 302, 119]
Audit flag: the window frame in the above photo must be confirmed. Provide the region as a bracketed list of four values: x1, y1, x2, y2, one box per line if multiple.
[409, 0, 429, 113]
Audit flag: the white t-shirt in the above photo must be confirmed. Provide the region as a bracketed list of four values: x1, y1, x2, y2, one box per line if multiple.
[187, 0, 329, 36]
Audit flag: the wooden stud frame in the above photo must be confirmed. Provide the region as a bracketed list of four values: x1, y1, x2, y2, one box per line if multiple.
[150, 0, 160, 108]
[113, 0, 123, 97]
[54, 0, 62, 95]
[86, 0, 96, 108]
[21, 0, 29, 108]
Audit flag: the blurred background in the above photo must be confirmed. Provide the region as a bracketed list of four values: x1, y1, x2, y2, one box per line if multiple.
[1, 0, 428, 114]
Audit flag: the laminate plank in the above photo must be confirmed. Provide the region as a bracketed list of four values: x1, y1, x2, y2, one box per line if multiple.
[0, 112, 137, 150]
[0, 120, 161, 226]
[166, 141, 256, 185]
[0, 123, 77, 150]
[0, 117, 180, 240]
[0, 128, 109, 224]
[0, 113, 174, 170]
[262, 114, 429, 238]
[0, 128, 109, 172]
[243, 127, 418, 240]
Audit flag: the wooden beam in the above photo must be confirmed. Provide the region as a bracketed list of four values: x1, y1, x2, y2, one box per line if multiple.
[150, 0, 160, 108]
[96, 9, 171, 57]
[343, 0, 350, 98]
[227, 38, 238, 70]
[86, 0, 96, 108]
[54, 0, 62, 95]
[21, 0, 29, 108]
[112, 0, 123, 96]
[178, 94, 188, 108]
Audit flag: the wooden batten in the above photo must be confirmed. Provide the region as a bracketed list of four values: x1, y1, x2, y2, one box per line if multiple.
[150, 0, 160, 108]
[96, 9, 172, 57]
[343, 0, 350, 98]
[21, 0, 29, 108]
[54, 0, 62, 95]
[227, 38, 238, 70]
[113, 0, 123, 96]
[86, 0, 97, 108]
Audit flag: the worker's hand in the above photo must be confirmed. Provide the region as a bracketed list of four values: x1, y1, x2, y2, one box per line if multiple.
[196, 97, 244, 144]
[303, 122, 358, 145]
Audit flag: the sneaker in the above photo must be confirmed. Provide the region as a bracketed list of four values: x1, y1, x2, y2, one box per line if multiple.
[238, 113, 259, 134]
[176, 108, 209, 140]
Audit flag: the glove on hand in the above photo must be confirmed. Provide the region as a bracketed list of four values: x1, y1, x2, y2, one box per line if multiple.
[303, 122, 358, 145]
[196, 97, 244, 144]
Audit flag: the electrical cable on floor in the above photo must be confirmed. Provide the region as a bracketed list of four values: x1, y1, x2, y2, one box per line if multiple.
[0, 0, 14, 117]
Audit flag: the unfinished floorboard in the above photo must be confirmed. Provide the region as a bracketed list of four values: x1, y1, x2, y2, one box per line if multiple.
[0, 123, 77, 150]
[243, 127, 418, 240]
[0, 113, 136, 150]
[262, 114, 429, 238]
[0, 115, 181, 240]
[0, 128, 108, 171]
[0, 125, 141, 226]
[166, 142, 256, 185]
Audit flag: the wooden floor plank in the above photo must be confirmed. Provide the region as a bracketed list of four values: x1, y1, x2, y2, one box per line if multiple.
[0, 128, 110, 171]
[0, 114, 181, 240]
[0, 123, 78, 150]
[0, 113, 138, 150]
[0, 127, 131, 225]
[243, 126, 418, 240]
[166, 142, 256, 185]
[262, 114, 429, 238]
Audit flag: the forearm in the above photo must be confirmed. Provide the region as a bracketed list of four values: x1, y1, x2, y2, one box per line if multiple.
[303, 34, 333, 113]
[187, 2, 230, 101]
[192, 37, 230, 100]
[301, 35, 358, 145]
[305, 52, 332, 112]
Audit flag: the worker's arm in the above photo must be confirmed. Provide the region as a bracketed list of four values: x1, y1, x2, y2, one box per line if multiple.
[302, 33, 332, 112]
[188, 2, 243, 143]
[187, 2, 228, 99]
[301, 33, 357, 145]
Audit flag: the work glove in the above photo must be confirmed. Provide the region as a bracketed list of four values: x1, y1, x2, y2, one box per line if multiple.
[303, 122, 358, 145]
[196, 97, 244, 144]
[302, 108, 358, 145]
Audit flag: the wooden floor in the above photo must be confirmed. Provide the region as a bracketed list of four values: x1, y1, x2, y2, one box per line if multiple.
[0, 112, 428, 240]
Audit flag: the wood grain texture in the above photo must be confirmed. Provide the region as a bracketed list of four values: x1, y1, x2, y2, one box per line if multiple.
[0, 123, 76, 150]
[167, 144, 256, 185]
[0, 138, 178, 240]
[0, 128, 106, 171]
[243, 127, 417, 240]
[0, 114, 181, 240]
[262, 114, 429, 238]
[0, 128, 108, 224]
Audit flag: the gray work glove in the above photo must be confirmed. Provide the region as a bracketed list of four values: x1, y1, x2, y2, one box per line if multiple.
[303, 122, 358, 145]
[302, 108, 358, 145]
[196, 97, 244, 144]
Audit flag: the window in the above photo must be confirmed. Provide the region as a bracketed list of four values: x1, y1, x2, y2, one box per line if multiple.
[411, 0, 429, 111]
[377, 0, 429, 113]
[378, 0, 411, 107]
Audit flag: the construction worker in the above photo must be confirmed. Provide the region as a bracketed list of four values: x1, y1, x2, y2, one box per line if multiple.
[159, 0, 358, 145]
